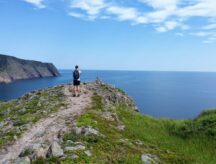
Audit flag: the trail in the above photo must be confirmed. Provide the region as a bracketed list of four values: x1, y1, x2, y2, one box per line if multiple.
[0, 84, 92, 163]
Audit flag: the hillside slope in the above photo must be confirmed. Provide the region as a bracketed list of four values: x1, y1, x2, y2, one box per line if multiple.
[0, 81, 216, 163]
[0, 54, 60, 83]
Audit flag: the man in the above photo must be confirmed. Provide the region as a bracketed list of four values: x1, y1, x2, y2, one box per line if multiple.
[73, 65, 81, 97]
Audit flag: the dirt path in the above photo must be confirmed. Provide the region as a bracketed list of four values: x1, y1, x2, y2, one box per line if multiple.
[0, 84, 92, 163]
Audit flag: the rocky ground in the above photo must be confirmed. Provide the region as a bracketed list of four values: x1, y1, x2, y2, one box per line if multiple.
[0, 84, 91, 163]
[1, 81, 157, 164]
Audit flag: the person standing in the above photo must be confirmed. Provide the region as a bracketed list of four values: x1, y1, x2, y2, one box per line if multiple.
[73, 65, 81, 97]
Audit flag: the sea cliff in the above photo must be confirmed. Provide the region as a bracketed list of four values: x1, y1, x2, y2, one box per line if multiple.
[0, 54, 60, 83]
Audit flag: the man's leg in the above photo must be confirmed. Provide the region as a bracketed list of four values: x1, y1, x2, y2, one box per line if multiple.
[73, 85, 77, 96]
[77, 85, 81, 96]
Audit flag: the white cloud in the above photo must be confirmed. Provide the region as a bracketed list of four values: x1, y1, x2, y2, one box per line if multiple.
[23, 0, 45, 8]
[68, 12, 85, 18]
[156, 26, 167, 32]
[203, 23, 216, 30]
[177, 0, 216, 18]
[70, 0, 106, 20]
[192, 31, 214, 37]
[139, 0, 180, 10]
[155, 21, 185, 32]
[165, 21, 180, 30]
[23, 0, 216, 43]
[106, 6, 147, 23]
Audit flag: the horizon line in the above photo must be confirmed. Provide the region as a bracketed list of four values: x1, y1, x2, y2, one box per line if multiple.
[58, 69, 216, 73]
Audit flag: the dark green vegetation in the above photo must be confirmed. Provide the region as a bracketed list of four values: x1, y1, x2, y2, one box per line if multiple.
[172, 110, 216, 139]
[59, 93, 216, 163]
[0, 86, 66, 148]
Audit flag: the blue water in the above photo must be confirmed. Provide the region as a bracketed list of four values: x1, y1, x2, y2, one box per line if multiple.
[1, 70, 216, 119]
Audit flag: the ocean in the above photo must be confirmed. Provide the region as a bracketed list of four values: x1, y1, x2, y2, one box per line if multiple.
[1, 70, 216, 119]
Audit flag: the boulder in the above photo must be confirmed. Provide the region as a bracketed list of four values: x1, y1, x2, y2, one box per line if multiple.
[71, 127, 82, 135]
[47, 141, 64, 158]
[71, 154, 79, 160]
[141, 154, 158, 164]
[19, 146, 34, 157]
[65, 145, 85, 152]
[82, 126, 99, 136]
[84, 150, 92, 157]
[35, 147, 47, 159]
[16, 157, 31, 164]
[18, 108, 27, 114]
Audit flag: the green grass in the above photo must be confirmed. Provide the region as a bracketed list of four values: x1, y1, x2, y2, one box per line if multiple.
[59, 94, 173, 163]
[118, 107, 216, 163]
[60, 93, 216, 163]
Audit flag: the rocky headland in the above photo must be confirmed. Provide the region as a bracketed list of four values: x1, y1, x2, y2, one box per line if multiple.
[0, 81, 216, 163]
[0, 54, 60, 83]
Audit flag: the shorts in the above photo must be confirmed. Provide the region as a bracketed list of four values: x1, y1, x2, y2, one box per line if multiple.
[73, 80, 80, 86]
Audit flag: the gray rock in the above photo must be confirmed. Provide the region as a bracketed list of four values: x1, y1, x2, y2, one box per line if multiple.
[117, 125, 125, 130]
[35, 147, 46, 159]
[102, 111, 116, 121]
[18, 108, 27, 114]
[0, 121, 4, 128]
[47, 141, 64, 157]
[71, 126, 82, 135]
[37, 102, 42, 107]
[141, 154, 157, 164]
[35, 130, 45, 138]
[14, 135, 18, 140]
[16, 157, 31, 164]
[71, 154, 79, 160]
[2, 108, 12, 116]
[66, 140, 74, 145]
[82, 126, 99, 136]
[19, 146, 34, 157]
[65, 145, 86, 152]
[84, 150, 92, 157]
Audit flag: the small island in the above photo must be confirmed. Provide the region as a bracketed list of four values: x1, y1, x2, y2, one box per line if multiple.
[0, 54, 60, 83]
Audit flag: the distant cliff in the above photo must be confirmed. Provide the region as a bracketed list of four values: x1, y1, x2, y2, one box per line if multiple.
[0, 54, 60, 83]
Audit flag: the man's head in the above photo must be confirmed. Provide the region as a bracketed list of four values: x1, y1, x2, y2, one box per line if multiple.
[75, 65, 78, 69]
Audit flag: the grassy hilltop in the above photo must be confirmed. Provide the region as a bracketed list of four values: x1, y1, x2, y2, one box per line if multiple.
[0, 82, 216, 163]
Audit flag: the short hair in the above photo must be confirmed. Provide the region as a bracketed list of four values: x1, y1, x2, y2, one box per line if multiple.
[75, 65, 78, 69]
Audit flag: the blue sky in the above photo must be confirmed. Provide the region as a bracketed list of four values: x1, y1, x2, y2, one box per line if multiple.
[0, 0, 216, 71]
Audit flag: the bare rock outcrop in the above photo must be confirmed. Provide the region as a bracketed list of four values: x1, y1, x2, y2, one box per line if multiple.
[0, 54, 60, 83]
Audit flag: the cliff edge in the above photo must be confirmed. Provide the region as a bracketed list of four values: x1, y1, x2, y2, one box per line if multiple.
[0, 54, 60, 83]
[0, 81, 216, 163]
